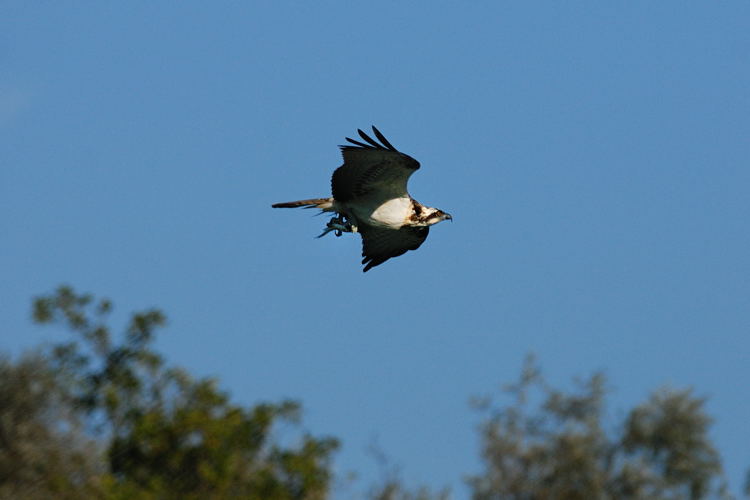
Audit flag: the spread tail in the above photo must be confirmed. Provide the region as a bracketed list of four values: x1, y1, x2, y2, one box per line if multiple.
[271, 197, 334, 211]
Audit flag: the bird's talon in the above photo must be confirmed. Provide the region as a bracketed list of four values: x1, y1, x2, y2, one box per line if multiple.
[317, 217, 352, 238]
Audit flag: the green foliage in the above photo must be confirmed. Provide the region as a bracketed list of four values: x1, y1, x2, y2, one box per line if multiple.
[468, 355, 728, 500]
[3, 286, 743, 499]
[17, 285, 339, 499]
[0, 353, 103, 499]
[621, 389, 723, 498]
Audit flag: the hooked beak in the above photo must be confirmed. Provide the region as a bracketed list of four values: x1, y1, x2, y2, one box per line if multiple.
[445, 213, 453, 222]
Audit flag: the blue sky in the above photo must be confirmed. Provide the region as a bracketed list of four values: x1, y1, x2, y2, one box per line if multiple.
[2, 2, 749, 497]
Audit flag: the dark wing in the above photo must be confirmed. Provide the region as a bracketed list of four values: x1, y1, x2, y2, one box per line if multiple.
[360, 224, 430, 272]
[332, 126, 420, 202]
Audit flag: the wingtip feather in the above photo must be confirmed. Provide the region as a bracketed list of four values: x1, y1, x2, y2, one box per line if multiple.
[344, 137, 373, 149]
[371, 126, 397, 151]
[357, 128, 382, 148]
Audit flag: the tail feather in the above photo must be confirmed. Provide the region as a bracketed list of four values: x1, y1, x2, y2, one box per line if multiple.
[272, 197, 334, 210]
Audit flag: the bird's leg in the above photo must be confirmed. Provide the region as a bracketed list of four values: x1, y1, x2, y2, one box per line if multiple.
[317, 222, 349, 238]
[316, 214, 354, 238]
[337, 214, 357, 234]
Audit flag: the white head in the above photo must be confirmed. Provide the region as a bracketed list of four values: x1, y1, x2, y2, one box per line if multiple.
[418, 206, 453, 226]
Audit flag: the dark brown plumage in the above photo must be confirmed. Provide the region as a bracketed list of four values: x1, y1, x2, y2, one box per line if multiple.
[273, 127, 451, 272]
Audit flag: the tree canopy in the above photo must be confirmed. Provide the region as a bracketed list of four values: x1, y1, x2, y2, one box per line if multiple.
[3, 286, 338, 499]
[0, 287, 741, 499]
[468, 356, 729, 500]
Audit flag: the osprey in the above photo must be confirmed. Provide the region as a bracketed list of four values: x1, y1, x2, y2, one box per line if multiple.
[272, 126, 452, 272]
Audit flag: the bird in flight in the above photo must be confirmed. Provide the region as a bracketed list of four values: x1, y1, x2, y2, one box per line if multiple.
[272, 126, 452, 272]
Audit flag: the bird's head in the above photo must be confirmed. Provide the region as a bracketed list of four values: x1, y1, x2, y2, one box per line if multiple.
[422, 207, 453, 226]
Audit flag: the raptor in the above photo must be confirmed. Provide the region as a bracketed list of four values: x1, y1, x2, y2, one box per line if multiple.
[272, 126, 452, 272]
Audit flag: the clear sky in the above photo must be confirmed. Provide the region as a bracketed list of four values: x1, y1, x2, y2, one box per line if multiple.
[2, 2, 749, 497]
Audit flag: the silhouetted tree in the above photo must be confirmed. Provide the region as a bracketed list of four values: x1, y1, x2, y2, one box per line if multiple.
[1, 287, 742, 499]
[0, 353, 103, 499]
[23, 285, 338, 499]
[468, 356, 728, 500]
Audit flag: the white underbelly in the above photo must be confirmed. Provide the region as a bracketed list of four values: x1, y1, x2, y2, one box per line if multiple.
[350, 197, 410, 229]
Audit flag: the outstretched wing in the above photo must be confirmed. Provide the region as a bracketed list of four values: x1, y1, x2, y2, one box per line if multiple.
[332, 126, 420, 202]
[360, 224, 430, 272]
